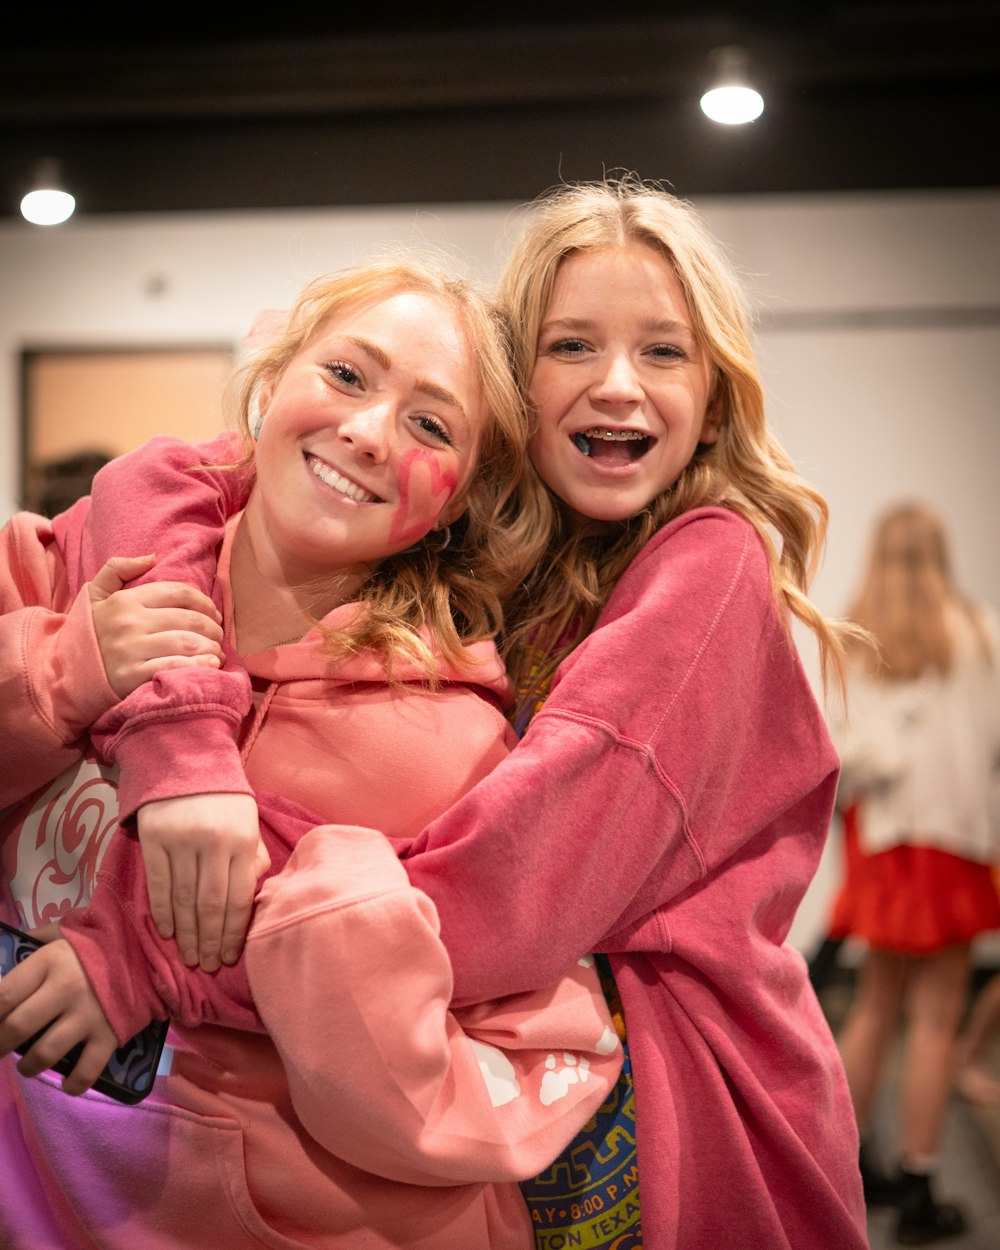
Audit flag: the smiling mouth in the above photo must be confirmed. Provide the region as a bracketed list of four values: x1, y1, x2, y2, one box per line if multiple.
[572, 428, 652, 465]
[305, 453, 382, 503]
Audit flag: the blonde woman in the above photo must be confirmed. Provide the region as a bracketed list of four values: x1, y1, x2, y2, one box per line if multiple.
[0, 256, 621, 1249]
[26, 178, 870, 1248]
[827, 501, 1000, 1243]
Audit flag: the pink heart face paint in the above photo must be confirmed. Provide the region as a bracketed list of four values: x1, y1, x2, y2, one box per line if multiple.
[242, 290, 484, 585]
[389, 448, 460, 547]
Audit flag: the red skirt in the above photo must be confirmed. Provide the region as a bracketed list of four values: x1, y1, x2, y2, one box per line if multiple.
[829, 804, 1000, 955]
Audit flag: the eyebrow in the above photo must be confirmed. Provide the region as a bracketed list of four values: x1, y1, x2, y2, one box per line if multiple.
[346, 335, 469, 421]
[541, 316, 695, 337]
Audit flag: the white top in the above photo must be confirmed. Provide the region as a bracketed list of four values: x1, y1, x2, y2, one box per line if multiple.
[829, 602, 1000, 862]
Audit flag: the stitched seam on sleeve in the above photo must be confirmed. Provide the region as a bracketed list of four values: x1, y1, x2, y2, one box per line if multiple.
[109, 703, 245, 737]
[532, 708, 707, 878]
[20, 611, 62, 739]
[246, 886, 415, 940]
[648, 523, 752, 742]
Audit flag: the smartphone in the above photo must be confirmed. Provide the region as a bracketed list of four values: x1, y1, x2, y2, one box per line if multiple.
[0, 918, 168, 1105]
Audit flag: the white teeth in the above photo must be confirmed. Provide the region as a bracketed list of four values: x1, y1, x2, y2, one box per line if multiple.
[580, 428, 647, 441]
[307, 455, 378, 503]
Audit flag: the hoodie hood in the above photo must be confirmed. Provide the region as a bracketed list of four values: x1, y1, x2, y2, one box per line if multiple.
[218, 514, 512, 709]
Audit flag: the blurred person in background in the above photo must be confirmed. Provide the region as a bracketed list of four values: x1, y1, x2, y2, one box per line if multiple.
[828, 501, 1000, 1245]
[956, 962, 1000, 1106]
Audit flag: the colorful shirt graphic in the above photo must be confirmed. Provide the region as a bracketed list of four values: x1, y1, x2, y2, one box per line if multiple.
[520, 956, 642, 1249]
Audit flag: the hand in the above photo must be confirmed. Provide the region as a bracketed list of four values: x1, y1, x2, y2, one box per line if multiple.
[138, 793, 271, 972]
[89, 555, 225, 698]
[0, 937, 118, 1096]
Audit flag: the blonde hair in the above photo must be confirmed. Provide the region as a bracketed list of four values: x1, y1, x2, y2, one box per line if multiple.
[847, 501, 993, 681]
[496, 174, 853, 704]
[224, 255, 535, 678]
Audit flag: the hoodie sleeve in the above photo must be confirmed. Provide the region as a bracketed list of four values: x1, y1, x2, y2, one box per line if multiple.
[58, 792, 311, 1041]
[404, 510, 841, 1003]
[0, 513, 119, 805]
[52, 433, 256, 820]
[244, 823, 623, 1186]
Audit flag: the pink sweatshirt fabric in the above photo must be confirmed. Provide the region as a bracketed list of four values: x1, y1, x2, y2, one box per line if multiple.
[0, 508, 622, 1250]
[41, 435, 869, 1248]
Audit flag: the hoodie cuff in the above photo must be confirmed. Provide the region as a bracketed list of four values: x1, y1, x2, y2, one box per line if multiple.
[112, 717, 253, 823]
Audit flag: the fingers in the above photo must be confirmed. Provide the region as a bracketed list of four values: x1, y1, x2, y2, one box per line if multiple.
[130, 654, 222, 684]
[171, 862, 202, 970]
[155, 618, 225, 649]
[88, 554, 157, 602]
[218, 856, 262, 967]
[0, 958, 47, 1058]
[137, 795, 263, 970]
[142, 842, 176, 941]
[253, 839, 272, 881]
[126, 582, 223, 624]
[59, 1037, 116, 1096]
[12, 1003, 115, 1096]
[14, 1016, 79, 1080]
[127, 626, 224, 662]
[0, 940, 118, 1097]
[93, 590, 226, 696]
[193, 857, 231, 973]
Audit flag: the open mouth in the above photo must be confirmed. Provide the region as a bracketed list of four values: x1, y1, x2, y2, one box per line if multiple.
[572, 428, 652, 466]
[305, 453, 382, 503]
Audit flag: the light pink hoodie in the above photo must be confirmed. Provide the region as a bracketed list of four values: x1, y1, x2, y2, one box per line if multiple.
[0, 507, 622, 1250]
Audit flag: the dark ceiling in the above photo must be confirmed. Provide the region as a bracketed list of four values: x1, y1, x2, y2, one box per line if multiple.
[2, 1, 999, 220]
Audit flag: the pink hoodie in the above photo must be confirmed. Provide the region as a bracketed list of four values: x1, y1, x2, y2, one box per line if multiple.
[0, 508, 622, 1250]
[16, 434, 870, 1248]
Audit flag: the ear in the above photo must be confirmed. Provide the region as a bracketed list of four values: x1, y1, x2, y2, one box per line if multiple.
[256, 376, 275, 415]
[437, 499, 467, 527]
[698, 390, 723, 446]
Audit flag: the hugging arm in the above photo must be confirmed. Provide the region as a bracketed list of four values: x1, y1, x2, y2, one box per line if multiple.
[4, 791, 622, 1189]
[57, 432, 254, 819]
[0, 541, 229, 810]
[0, 512, 119, 805]
[244, 818, 623, 1184]
[54, 435, 265, 968]
[404, 511, 840, 1002]
[0, 793, 313, 1094]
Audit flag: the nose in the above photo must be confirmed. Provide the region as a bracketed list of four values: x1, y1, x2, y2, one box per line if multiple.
[338, 401, 393, 462]
[590, 350, 644, 406]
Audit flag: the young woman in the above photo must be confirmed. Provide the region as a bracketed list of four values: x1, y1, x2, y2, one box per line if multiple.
[0, 256, 622, 1250]
[8, 177, 870, 1248]
[827, 501, 1000, 1243]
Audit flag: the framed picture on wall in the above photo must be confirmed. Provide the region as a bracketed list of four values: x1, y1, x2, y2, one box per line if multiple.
[20, 345, 234, 516]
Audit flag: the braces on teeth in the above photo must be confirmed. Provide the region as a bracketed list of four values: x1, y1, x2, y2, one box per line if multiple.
[580, 429, 646, 440]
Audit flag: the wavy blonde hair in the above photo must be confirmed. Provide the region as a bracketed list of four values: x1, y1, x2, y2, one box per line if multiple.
[495, 175, 854, 704]
[847, 501, 993, 681]
[222, 255, 537, 678]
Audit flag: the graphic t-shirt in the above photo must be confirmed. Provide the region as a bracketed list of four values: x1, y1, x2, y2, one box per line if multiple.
[0, 751, 120, 928]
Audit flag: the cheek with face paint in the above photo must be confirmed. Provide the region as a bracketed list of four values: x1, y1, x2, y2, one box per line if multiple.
[389, 449, 460, 548]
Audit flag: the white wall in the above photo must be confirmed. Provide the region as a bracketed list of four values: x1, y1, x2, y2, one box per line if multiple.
[3, 188, 999, 956]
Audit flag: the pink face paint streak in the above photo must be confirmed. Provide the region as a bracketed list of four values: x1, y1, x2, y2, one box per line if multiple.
[389, 448, 459, 547]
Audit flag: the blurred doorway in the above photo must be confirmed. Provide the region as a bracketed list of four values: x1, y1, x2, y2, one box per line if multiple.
[21, 346, 232, 515]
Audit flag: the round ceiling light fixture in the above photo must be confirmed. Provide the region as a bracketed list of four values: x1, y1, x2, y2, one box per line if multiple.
[700, 46, 764, 125]
[20, 158, 76, 226]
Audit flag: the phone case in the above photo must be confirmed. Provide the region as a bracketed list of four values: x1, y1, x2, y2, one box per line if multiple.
[0, 919, 168, 1105]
